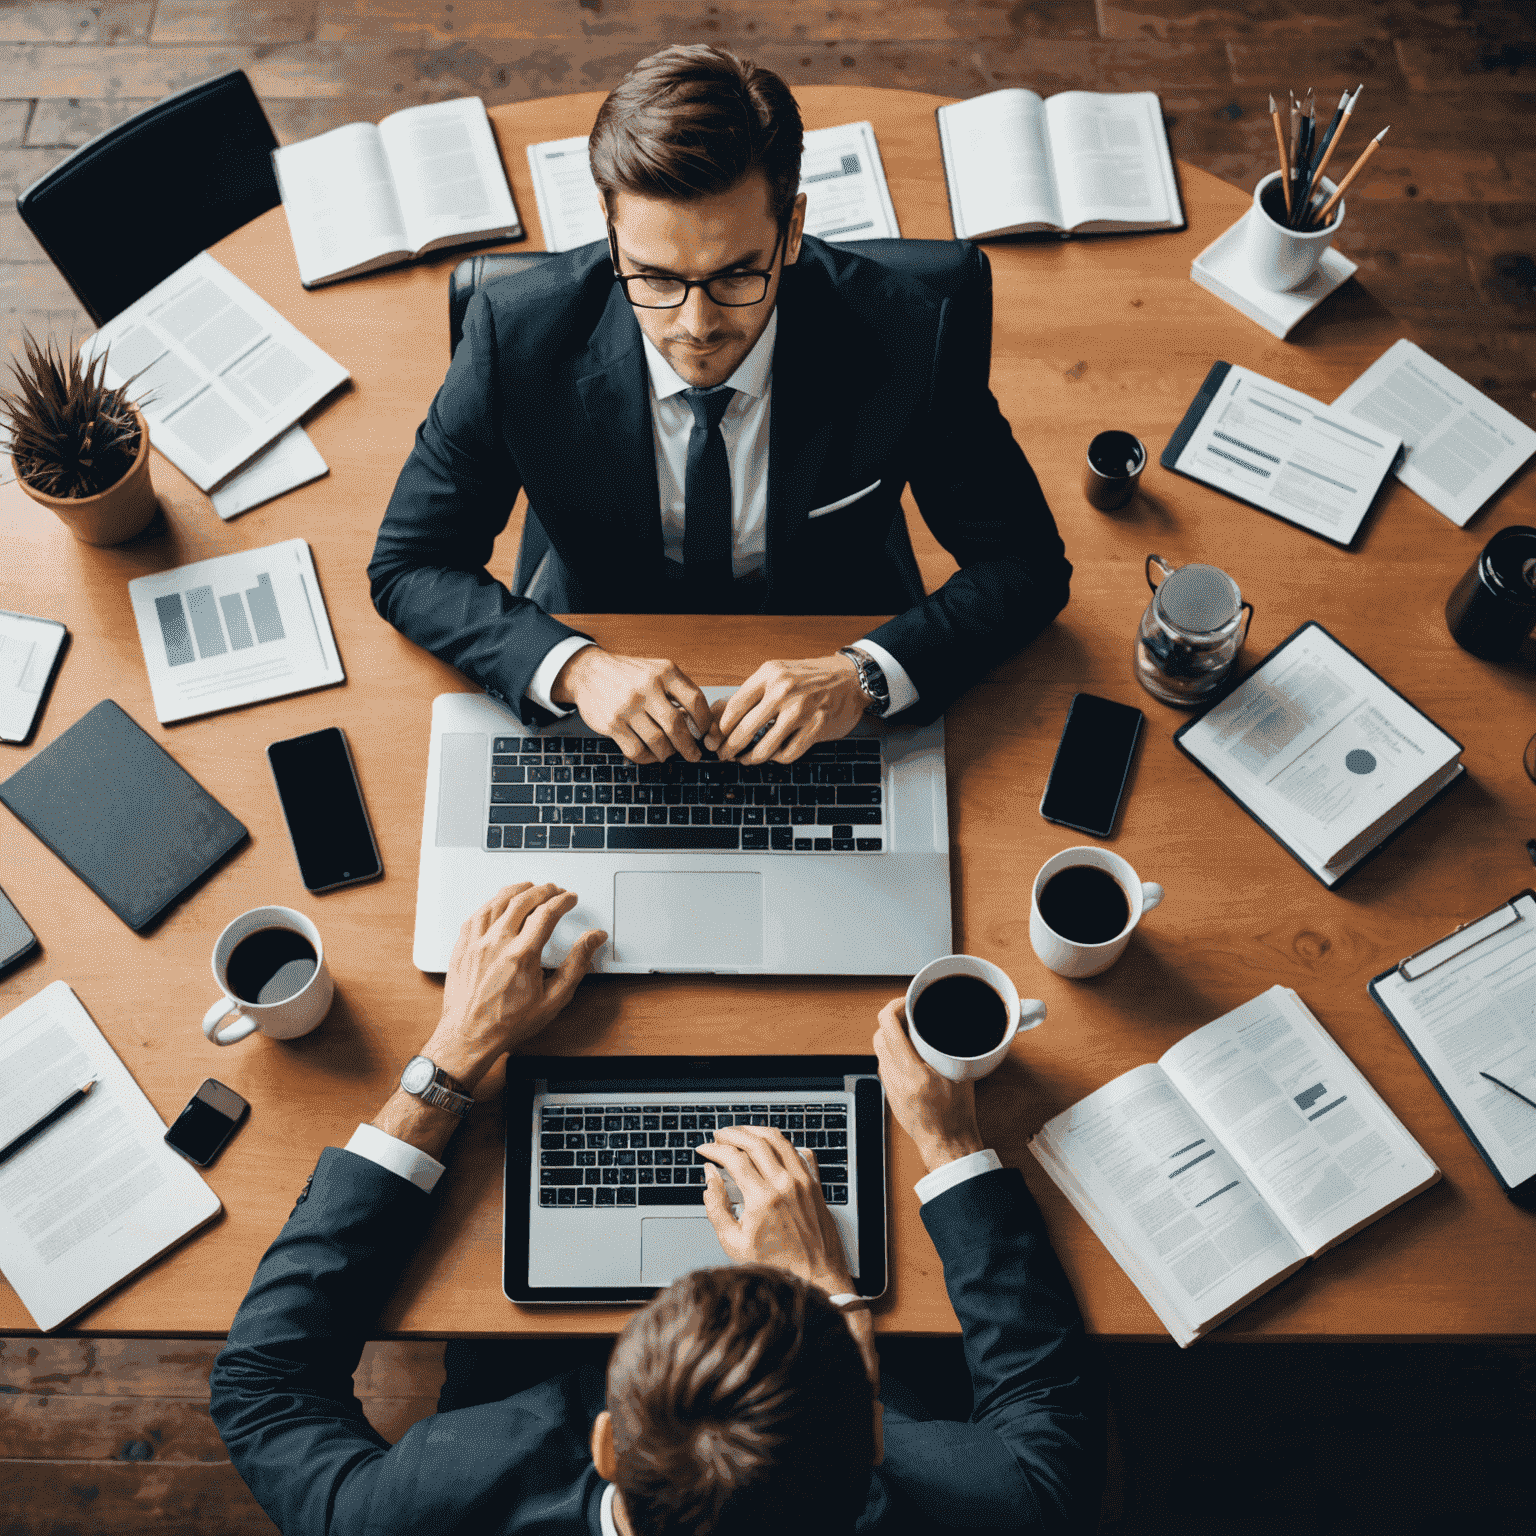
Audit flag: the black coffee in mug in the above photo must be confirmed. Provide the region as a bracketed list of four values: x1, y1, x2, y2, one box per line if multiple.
[1038, 866, 1130, 945]
[912, 975, 1010, 1058]
[227, 927, 318, 1005]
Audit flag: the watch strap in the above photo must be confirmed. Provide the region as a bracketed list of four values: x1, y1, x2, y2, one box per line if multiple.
[401, 1057, 474, 1119]
[838, 646, 890, 717]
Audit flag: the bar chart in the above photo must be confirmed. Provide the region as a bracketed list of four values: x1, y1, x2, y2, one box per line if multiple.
[152, 571, 286, 668]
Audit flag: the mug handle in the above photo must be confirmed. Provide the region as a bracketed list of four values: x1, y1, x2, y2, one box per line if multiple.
[204, 996, 258, 1046]
[1146, 553, 1175, 592]
[1140, 882, 1165, 913]
[1238, 600, 1255, 647]
[1017, 998, 1048, 1032]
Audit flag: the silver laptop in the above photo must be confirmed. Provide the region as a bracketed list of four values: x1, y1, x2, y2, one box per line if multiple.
[413, 688, 951, 973]
[503, 1057, 886, 1302]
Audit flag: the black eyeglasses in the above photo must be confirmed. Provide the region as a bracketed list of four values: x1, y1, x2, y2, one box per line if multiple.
[608, 221, 786, 309]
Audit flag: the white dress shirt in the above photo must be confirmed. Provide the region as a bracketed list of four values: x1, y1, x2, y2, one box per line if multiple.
[523, 306, 917, 718]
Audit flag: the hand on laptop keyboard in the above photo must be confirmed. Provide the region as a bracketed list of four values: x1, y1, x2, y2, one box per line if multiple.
[548, 647, 720, 763]
[712, 653, 869, 765]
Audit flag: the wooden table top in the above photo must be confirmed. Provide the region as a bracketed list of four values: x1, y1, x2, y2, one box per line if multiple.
[1, 86, 1531, 1340]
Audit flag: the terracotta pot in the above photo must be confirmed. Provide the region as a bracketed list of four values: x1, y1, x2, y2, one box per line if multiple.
[13, 405, 157, 546]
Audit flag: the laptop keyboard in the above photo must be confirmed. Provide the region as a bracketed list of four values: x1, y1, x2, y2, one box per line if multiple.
[537, 1102, 850, 1209]
[485, 736, 884, 854]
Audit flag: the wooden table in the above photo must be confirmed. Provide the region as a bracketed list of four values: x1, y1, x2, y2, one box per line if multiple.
[1, 87, 1531, 1340]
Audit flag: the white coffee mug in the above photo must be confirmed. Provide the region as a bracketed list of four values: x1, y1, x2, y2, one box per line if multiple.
[203, 906, 333, 1046]
[905, 954, 1047, 1083]
[1245, 169, 1344, 292]
[1029, 847, 1163, 980]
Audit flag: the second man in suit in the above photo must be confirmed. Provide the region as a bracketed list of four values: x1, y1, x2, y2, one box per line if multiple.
[369, 44, 1070, 764]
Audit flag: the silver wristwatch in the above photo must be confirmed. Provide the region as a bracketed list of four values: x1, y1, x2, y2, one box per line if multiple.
[399, 1055, 474, 1119]
[838, 646, 891, 717]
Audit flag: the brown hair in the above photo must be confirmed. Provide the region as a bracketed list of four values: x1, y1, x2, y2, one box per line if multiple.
[606, 1265, 874, 1536]
[589, 44, 804, 227]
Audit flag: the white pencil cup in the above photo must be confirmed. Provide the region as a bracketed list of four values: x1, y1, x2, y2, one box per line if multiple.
[1246, 170, 1344, 292]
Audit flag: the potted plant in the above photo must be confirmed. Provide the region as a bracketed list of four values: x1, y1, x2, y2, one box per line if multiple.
[1, 334, 156, 546]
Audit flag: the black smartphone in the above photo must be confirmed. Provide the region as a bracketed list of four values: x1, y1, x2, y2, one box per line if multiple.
[0, 884, 38, 972]
[164, 1079, 249, 1167]
[1039, 693, 1145, 839]
[266, 727, 383, 894]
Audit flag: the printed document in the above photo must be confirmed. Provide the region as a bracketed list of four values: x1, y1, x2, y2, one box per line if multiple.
[0, 982, 220, 1331]
[1372, 893, 1536, 1190]
[1177, 624, 1462, 882]
[83, 253, 349, 493]
[526, 122, 900, 252]
[1332, 339, 1536, 527]
[127, 538, 345, 724]
[209, 425, 328, 520]
[1169, 363, 1401, 546]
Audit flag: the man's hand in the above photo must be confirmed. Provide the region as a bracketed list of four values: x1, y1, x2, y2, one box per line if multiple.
[699, 1124, 853, 1294]
[873, 998, 985, 1174]
[713, 653, 866, 764]
[425, 883, 606, 1092]
[551, 646, 719, 763]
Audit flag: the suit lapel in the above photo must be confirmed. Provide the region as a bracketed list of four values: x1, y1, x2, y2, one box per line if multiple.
[574, 284, 664, 561]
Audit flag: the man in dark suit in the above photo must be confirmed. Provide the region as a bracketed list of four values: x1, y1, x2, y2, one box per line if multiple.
[368, 44, 1070, 766]
[210, 882, 1102, 1535]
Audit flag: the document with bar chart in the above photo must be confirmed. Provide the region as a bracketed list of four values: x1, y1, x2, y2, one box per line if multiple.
[127, 539, 344, 723]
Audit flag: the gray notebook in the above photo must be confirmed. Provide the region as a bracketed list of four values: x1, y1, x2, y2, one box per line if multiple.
[0, 700, 247, 930]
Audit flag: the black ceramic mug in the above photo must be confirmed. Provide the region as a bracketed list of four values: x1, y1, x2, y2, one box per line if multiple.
[1445, 525, 1536, 662]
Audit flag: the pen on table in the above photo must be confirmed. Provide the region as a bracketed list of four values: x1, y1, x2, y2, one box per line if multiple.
[1297, 85, 1358, 225]
[1311, 126, 1389, 229]
[1480, 1072, 1536, 1112]
[0, 1078, 98, 1167]
[1270, 93, 1292, 216]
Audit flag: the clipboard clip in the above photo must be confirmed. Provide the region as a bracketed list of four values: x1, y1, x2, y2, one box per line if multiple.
[1398, 899, 1522, 982]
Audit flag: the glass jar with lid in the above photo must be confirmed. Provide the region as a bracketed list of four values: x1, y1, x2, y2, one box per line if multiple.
[1134, 554, 1253, 706]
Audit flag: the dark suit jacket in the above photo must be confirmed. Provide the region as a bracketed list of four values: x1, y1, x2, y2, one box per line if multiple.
[366, 236, 1070, 729]
[210, 1151, 1100, 1536]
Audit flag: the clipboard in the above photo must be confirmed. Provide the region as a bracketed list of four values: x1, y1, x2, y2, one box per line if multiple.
[1368, 891, 1536, 1208]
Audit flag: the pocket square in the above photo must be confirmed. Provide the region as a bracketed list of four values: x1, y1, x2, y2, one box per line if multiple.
[806, 480, 882, 519]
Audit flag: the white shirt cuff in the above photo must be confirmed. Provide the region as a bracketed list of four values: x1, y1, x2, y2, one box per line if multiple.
[850, 639, 918, 717]
[914, 1148, 1001, 1204]
[345, 1123, 447, 1194]
[524, 636, 595, 716]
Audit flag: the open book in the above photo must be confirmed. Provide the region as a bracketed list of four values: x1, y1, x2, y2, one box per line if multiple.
[274, 96, 523, 288]
[0, 982, 222, 1331]
[1029, 986, 1439, 1346]
[935, 89, 1184, 240]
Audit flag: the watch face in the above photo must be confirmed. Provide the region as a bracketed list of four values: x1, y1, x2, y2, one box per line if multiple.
[401, 1056, 434, 1094]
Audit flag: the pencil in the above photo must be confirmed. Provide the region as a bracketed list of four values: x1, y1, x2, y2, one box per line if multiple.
[1311, 125, 1389, 229]
[1481, 1071, 1536, 1112]
[0, 1078, 97, 1166]
[1297, 86, 1357, 224]
[1290, 90, 1317, 227]
[1270, 93, 1292, 215]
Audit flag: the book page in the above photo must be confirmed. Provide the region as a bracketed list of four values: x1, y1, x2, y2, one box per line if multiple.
[1029, 1064, 1303, 1344]
[1332, 339, 1536, 528]
[1161, 987, 1438, 1256]
[935, 89, 1059, 238]
[272, 123, 409, 286]
[526, 135, 606, 252]
[1170, 363, 1401, 545]
[126, 538, 344, 725]
[0, 982, 220, 1332]
[1178, 624, 1462, 870]
[83, 253, 350, 493]
[1373, 895, 1536, 1190]
[379, 96, 521, 255]
[796, 121, 900, 240]
[1044, 91, 1172, 229]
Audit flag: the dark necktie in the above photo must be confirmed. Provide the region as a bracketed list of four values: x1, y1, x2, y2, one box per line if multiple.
[682, 385, 736, 590]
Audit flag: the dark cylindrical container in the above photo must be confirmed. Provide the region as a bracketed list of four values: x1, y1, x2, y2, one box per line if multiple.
[1445, 525, 1536, 661]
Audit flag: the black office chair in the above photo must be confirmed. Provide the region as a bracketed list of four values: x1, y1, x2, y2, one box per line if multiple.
[447, 238, 993, 380]
[17, 70, 281, 326]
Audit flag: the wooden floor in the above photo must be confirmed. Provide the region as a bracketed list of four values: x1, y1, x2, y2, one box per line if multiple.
[1, 2, 1534, 1532]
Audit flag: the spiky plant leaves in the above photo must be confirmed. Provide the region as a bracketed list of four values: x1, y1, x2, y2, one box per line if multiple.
[0, 333, 142, 499]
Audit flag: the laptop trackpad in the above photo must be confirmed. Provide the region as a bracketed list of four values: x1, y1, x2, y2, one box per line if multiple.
[640, 1219, 729, 1285]
[613, 872, 763, 970]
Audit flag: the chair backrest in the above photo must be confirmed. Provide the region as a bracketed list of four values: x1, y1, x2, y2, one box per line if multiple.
[447, 238, 992, 376]
[17, 70, 281, 326]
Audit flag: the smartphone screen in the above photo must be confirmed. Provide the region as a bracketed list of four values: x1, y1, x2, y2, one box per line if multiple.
[165, 1079, 248, 1166]
[266, 727, 383, 893]
[1039, 693, 1145, 838]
